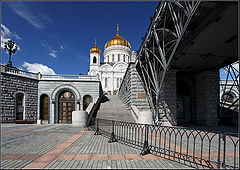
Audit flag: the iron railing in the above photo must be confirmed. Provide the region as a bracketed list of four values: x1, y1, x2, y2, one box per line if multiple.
[91, 118, 239, 169]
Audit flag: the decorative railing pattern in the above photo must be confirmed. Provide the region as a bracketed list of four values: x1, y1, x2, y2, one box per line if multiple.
[1, 65, 38, 79]
[91, 118, 239, 169]
[41, 74, 96, 80]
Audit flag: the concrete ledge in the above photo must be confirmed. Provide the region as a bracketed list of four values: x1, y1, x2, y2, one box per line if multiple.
[72, 110, 87, 127]
[137, 110, 153, 125]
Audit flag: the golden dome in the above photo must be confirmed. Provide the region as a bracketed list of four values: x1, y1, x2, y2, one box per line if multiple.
[90, 39, 101, 54]
[104, 25, 131, 50]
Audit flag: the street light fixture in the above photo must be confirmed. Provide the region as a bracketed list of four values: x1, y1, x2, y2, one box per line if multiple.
[4, 40, 18, 67]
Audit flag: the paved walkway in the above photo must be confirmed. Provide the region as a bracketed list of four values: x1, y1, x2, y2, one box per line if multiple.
[1, 124, 201, 169]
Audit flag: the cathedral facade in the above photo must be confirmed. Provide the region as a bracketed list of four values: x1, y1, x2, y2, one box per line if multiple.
[88, 26, 136, 95]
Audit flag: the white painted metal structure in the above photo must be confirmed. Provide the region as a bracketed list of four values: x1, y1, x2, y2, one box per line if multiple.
[219, 61, 239, 114]
[136, 1, 200, 125]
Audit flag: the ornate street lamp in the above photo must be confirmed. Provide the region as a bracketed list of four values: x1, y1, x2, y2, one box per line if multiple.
[4, 40, 18, 67]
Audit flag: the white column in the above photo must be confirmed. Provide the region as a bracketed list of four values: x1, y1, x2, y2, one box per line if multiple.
[99, 72, 102, 83]
[51, 103, 55, 124]
[112, 71, 114, 95]
[37, 95, 41, 124]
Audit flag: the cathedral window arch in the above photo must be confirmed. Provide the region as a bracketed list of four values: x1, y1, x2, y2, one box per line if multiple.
[105, 78, 108, 88]
[93, 56, 97, 64]
[112, 54, 114, 62]
[117, 78, 119, 88]
[118, 54, 120, 62]
[107, 55, 109, 62]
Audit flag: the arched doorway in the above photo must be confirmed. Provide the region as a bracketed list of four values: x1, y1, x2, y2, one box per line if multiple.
[58, 91, 75, 123]
[40, 94, 49, 121]
[83, 95, 93, 111]
[16, 93, 24, 120]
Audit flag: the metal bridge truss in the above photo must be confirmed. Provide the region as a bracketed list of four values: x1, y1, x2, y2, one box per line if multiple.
[219, 61, 239, 116]
[136, 1, 201, 125]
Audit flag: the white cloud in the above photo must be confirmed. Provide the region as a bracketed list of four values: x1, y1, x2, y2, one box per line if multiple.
[1, 24, 21, 49]
[22, 62, 56, 75]
[60, 45, 64, 50]
[8, 2, 52, 29]
[49, 50, 57, 58]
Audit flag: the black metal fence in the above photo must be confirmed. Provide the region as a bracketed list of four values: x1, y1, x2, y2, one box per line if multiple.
[90, 118, 239, 169]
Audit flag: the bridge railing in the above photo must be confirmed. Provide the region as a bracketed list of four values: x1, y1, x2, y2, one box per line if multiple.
[91, 118, 239, 169]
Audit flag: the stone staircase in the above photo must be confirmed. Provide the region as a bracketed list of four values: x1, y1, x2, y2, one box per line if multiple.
[96, 95, 135, 123]
[159, 113, 172, 126]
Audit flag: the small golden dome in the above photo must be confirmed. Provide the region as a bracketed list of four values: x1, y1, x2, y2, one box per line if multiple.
[90, 39, 101, 54]
[104, 25, 131, 50]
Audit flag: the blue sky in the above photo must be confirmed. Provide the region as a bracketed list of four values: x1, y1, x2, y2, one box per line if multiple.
[1, 1, 159, 75]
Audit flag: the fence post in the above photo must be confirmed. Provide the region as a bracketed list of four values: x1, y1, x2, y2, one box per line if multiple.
[217, 133, 221, 169]
[140, 124, 151, 155]
[94, 118, 101, 135]
[108, 121, 117, 143]
[221, 133, 226, 168]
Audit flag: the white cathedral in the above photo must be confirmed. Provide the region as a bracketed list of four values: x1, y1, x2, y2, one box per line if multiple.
[88, 25, 136, 95]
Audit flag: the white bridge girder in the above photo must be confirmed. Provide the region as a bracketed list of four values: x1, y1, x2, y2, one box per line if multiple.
[135, 1, 201, 125]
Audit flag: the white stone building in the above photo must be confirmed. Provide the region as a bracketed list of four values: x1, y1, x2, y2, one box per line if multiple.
[88, 26, 136, 95]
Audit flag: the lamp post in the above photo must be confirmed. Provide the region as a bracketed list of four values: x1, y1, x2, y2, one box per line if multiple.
[4, 40, 18, 67]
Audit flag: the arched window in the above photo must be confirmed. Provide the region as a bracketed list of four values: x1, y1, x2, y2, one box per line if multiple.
[93, 56, 97, 64]
[123, 54, 125, 62]
[105, 78, 108, 88]
[117, 78, 119, 88]
[107, 55, 109, 62]
[16, 93, 24, 120]
[112, 54, 114, 62]
[221, 93, 234, 103]
[118, 54, 120, 61]
[83, 95, 93, 111]
[40, 94, 49, 121]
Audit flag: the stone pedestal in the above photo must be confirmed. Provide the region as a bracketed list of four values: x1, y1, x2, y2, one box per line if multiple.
[72, 110, 87, 127]
[37, 120, 42, 124]
[137, 111, 153, 125]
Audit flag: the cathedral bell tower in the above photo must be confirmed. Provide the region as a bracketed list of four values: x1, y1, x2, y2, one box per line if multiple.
[89, 39, 101, 76]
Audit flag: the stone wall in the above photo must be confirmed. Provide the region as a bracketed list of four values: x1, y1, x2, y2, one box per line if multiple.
[1, 72, 38, 122]
[161, 70, 177, 125]
[195, 70, 219, 126]
[118, 63, 150, 112]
